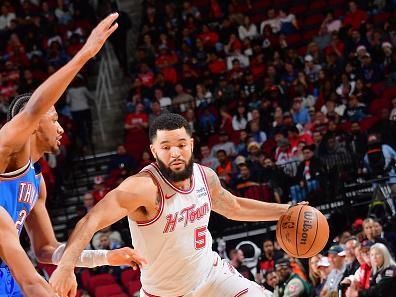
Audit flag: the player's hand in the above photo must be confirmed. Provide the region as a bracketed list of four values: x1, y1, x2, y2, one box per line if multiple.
[49, 266, 77, 297]
[107, 247, 148, 270]
[22, 274, 59, 297]
[81, 12, 119, 58]
[297, 201, 309, 205]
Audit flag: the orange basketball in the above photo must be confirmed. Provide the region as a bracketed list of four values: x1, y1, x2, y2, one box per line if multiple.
[276, 205, 329, 258]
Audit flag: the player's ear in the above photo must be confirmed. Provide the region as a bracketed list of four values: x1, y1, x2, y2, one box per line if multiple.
[149, 144, 155, 158]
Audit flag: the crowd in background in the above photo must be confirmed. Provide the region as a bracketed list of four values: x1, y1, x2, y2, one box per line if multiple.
[4, 0, 396, 296]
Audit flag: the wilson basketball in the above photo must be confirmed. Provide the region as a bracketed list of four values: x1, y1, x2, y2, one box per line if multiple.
[276, 205, 329, 258]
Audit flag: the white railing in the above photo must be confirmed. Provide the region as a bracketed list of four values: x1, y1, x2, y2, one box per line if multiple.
[95, 43, 118, 140]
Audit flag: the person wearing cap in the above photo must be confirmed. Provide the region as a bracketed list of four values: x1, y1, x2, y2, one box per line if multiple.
[340, 240, 373, 291]
[92, 175, 110, 204]
[346, 243, 396, 297]
[321, 245, 346, 297]
[315, 257, 331, 297]
[304, 54, 322, 83]
[291, 97, 311, 126]
[274, 258, 312, 297]
[381, 42, 393, 67]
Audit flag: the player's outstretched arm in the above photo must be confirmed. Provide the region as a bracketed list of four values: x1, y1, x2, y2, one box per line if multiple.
[25, 178, 147, 270]
[204, 166, 289, 221]
[49, 175, 154, 297]
[0, 13, 119, 162]
[0, 207, 57, 297]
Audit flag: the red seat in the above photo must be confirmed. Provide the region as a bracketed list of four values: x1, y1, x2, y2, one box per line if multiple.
[290, 4, 307, 16]
[303, 14, 324, 28]
[121, 268, 140, 287]
[109, 294, 128, 297]
[88, 274, 116, 295]
[383, 85, 396, 100]
[80, 269, 91, 290]
[309, 0, 327, 11]
[128, 280, 142, 296]
[302, 29, 317, 42]
[286, 33, 302, 46]
[95, 284, 123, 297]
[373, 12, 391, 25]
[371, 82, 385, 97]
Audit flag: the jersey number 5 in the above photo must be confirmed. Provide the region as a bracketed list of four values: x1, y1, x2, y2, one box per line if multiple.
[194, 226, 207, 250]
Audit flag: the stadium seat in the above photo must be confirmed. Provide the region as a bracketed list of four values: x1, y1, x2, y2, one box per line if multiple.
[121, 268, 140, 288]
[80, 269, 91, 290]
[109, 294, 128, 297]
[127, 280, 142, 296]
[94, 283, 123, 297]
[88, 274, 116, 295]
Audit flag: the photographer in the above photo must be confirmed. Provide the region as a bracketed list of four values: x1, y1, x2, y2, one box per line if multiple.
[363, 134, 396, 193]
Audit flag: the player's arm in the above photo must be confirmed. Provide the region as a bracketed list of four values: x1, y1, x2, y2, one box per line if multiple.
[49, 175, 153, 297]
[0, 13, 119, 160]
[204, 166, 289, 221]
[0, 207, 57, 297]
[25, 177, 145, 269]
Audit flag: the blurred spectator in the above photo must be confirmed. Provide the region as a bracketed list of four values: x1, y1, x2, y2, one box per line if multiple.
[200, 144, 219, 170]
[291, 97, 311, 126]
[229, 249, 244, 271]
[107, 144, 136, 174]
[343, 237, 361, 279]
[373, 219, 396, 255]
[316, 257, 331, 297]
[124, 102, 149, 161]
[66, 75, 93, 151]
[92, 226, 123, 250]
[321, 245, 346, 297]
[290, 144, 323, 203]
[346, 243, 396, 297]
[211, 131, 237, 157]
[263, 269, 279, 292]
[215, 149, 233, 186]
[83, 193, 94, 213]
[91, 175, 109, 204]
[238, 16, 258, 41]
[232, 102, 252, 131]
[343, 1, 368, 30]
[341, 240, 373, 291]
[257, 239, 284, 280]
[274, 258, 312, 297]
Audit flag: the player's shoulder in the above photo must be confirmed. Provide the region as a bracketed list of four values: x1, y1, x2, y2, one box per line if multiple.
[116, 171, 158, 195]
[198, 164, 216, 177]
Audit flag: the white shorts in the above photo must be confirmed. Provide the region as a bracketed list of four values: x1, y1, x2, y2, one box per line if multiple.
[140, 253, 273, 297]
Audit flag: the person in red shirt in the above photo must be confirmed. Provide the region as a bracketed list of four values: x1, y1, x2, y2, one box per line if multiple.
[208, 52, 226, 75]
[343, 1, 368, 30]
[91, 175, 110, 204]
[137, 63, 154, 88]
[197, 24, 219, 47]
[215, 149, 233, 186]
[124, 102, 149, 160]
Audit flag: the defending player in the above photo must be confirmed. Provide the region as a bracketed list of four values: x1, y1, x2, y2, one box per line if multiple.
[0, 13, 145, 297]
[50, 113, 294, 297]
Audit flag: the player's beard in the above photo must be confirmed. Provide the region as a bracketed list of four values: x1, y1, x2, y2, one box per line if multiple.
[156, 155, 194, 182]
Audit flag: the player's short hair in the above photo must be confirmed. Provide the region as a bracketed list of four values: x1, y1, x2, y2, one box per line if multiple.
[149, 113, 192, 143]
[7, 93, 32, 121]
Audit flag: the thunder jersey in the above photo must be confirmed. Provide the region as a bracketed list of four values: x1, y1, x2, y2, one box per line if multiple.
[0, 161, 41, 268]
[129, 163, 215, 296]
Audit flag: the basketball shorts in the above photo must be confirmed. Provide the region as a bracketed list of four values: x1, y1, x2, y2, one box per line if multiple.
[140, 252, 273, 297]
[0, 267, 23, 297]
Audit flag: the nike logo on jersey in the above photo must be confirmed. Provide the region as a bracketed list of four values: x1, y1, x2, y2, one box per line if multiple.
[165, 193, 176, 199]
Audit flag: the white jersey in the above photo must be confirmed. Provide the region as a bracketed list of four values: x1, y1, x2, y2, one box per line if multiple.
[128, 162, 215, 296]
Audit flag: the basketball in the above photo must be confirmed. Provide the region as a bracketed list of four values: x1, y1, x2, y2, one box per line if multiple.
[276, 205, 329, 258]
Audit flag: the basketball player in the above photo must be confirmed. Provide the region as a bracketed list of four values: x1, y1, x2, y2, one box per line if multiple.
[0, 13, 145, 297]
[50, 113, 297, 297]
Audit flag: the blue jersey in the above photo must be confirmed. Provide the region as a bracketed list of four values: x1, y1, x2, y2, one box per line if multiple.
[0, 161, 41, 272]
[0, 161, 41, 296]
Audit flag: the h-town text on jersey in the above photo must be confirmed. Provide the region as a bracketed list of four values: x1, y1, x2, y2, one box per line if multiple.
[163, 202, 210, 233]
